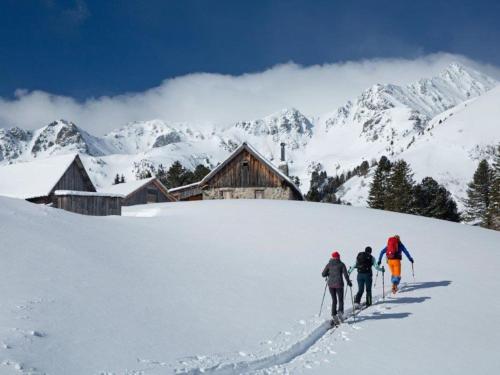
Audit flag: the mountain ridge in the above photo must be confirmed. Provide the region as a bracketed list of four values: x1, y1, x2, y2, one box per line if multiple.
[0, 62, 498, 206]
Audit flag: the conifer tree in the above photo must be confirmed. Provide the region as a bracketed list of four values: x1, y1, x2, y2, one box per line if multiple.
[385, 159, 415, 213]
[163, 161, 188, 189]
[487, 145, 500, 230]
[113, 174, 120, 185]
[464, 159, 492, 227]
[192, 164, 211, 182]
[367, 156, 392, 209]
[367, 165, 386, 209]
[305, 187, 322, 202]
[413, 177, 460, 222]
[358, 160, 370, 176]
[120, 174, 125, 183]
[306, 170, 327, 202]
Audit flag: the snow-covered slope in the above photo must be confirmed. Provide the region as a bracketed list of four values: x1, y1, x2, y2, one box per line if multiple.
[335, 85, 500, 205]
[0, 63, 498, 203]
[0, 198, 499, 374]
[307, 63, 496, 170]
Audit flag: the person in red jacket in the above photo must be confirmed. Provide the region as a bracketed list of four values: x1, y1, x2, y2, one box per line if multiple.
[378, 235, 414, 294]
[322, 251, 352, 324]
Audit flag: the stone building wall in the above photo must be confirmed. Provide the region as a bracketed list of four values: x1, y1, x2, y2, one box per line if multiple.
[202, 187, 292, 200]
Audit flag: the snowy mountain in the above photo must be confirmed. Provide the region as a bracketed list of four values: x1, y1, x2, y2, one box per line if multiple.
[316, 62, 496, 155]
[102, 119, 208, 154]
[0, 120, 111, 162]
[0, 63, 498, 205]
[1, 197, 499, 374]
[234, 108, 314, 149]
[0, 127, 32, 162]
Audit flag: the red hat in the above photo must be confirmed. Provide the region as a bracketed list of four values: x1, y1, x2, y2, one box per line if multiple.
[331, 251, 340, 259]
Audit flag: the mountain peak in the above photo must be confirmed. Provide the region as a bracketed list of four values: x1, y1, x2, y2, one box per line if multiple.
[438, 62, 497, 88]
[263, 107, 309, 122]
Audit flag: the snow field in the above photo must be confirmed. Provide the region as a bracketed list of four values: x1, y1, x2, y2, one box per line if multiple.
[0, 198, 499, 374]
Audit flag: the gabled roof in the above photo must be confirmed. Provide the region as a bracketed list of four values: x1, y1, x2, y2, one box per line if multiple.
[100, 177, 175, 200]
[200, 142, 303, 198]
[0, 154, 90, 199]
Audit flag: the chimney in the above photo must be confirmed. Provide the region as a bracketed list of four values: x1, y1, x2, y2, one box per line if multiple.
[278, 143, 289, 176]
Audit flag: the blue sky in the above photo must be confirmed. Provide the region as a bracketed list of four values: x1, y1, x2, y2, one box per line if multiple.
[1, 0, 499, 99]
[1, 0, 499, 133]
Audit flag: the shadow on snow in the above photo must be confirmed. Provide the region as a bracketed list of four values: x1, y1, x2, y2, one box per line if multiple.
[401, 280, 452, 292]
[383, 296, 431, 304]
[355, 312, 412, 322]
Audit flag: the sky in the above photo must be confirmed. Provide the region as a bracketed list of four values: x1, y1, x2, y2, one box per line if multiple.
[1, 0, 499, 134]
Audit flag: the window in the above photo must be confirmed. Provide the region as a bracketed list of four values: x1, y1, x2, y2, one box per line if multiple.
[255, 190, 264, 199]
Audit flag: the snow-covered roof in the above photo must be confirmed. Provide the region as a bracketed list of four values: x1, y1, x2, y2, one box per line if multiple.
[100, 177, 156, 197]
[54, 190, 125, 198]
[200, 142, 304, 199]
[100, 177, 173, 200]
[0, 154, 82, 199]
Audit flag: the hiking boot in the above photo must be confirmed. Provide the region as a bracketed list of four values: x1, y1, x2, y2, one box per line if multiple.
[392, 284, 398, 294]
[331, 315, 340, 326]
[337, 312, 344, 322]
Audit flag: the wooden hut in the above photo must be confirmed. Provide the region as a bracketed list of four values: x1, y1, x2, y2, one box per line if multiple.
[101, 177, 176, 206]
[0, 154, 122, 215]
[169, 142, 304, 201]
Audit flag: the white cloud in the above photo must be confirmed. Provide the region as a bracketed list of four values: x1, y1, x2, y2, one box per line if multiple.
[1, 53, 499, 135]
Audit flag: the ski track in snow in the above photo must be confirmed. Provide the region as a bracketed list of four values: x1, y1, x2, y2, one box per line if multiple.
[173, 285, 406, 375]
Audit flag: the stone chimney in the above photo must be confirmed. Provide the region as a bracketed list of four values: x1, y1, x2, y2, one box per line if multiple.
[278, 142, 289, 176]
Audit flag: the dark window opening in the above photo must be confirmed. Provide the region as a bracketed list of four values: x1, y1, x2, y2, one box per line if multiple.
[241, 160, 250, 186]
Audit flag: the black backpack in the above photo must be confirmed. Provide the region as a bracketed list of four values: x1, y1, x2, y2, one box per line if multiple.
[356, 252, 372, 273]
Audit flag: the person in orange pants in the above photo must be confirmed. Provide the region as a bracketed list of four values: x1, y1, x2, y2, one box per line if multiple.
[377, 235, 414, 293]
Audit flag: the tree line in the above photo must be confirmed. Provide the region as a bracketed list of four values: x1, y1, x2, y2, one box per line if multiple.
[464, 145, 500, 230]
[367, 156, 460, 222]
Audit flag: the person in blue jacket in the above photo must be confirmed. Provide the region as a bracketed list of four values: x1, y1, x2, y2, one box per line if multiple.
[348, 246, 384, 307]
[377, 235, 414, 293]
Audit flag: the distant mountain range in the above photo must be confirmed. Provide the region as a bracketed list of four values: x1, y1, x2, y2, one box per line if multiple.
[1, 62, 498, 207]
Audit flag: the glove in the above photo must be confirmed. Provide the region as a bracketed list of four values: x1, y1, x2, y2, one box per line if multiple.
[377, 260, 381, 266]
[347, 280, 353, 287]
[410, 259, 414, 264]
[381, 266, 385, 273]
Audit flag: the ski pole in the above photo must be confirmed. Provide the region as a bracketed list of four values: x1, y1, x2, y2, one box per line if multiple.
[319, 278, 328, 317]
[382, 270, 385, 300]
[374, 270, 379, 288]
[411, 262, 415, 282]
[349, 286, 356, 324]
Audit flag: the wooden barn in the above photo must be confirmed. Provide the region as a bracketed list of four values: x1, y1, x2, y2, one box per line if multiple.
[0, 154, 122, 216]
[101, 177, 176, 206]
[169, 142, 304, 201]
